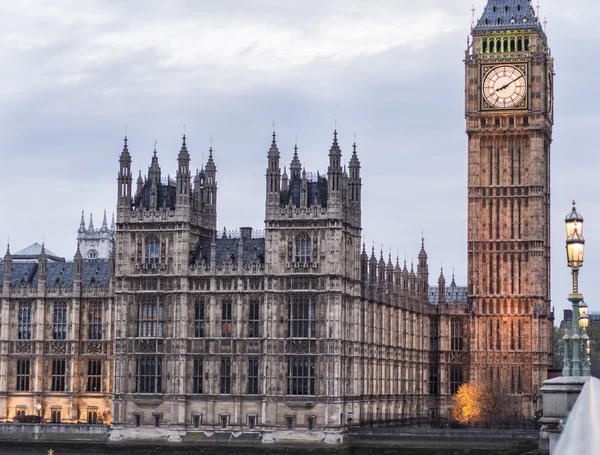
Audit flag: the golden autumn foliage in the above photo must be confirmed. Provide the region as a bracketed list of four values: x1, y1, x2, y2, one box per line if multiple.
[451, 382, 486, 425]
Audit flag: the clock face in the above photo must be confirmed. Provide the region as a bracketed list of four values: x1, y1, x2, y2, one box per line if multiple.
[482, 66, 527, 109]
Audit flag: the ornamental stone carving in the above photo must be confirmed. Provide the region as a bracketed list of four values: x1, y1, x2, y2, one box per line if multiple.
[51, 341, 66, 355]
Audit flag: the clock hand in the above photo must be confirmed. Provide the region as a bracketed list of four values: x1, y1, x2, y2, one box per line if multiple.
[496, 74, 524, 92]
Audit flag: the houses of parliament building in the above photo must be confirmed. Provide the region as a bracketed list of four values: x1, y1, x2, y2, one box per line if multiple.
[0, 0, 554, 443]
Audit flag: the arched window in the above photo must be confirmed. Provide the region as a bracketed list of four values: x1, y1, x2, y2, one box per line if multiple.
[517, 38, 523, 51]
[524, 37, 530, 51]
[88, 249, 98, 260]
[482, 39, 488, 53]
[492, 5, 497, 13]
[497, 17, 502, 25]
[490, 40, 495, 52]
[510, 38, 516, 52]
[137, 295, 164, 337]
[295, 233, 311, 264]
[145, 236, 160, 264]
[517, 4, 522, 12]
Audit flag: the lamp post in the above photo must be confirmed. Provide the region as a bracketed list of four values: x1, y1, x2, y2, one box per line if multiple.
[562, 201, 590, 376]
[36, 402, 41, 421]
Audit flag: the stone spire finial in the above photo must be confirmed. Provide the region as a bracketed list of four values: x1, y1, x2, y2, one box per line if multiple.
[88, 213, 94, 230]
[111, 213, 115, 230]
[79, 210, 86, 233]
[451, 268, 456, 287]
[102, 210, 108, 230]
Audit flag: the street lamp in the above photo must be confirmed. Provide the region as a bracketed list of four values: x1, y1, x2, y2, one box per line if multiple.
[562, 201, 590, 376]
[36, 403, 41, 420]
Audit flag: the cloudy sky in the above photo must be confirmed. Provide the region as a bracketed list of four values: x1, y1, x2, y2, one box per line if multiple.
[0, 0, 598, 317]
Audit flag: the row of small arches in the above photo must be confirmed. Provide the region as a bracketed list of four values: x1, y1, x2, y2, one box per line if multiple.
[482, 36, 529, 53]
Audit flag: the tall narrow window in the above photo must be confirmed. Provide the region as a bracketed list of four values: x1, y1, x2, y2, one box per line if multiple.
[496, 319, 501, 350]
[136, 356, 162, 393]
[221, 299, 232, 338]
[249, 298, 260, 338]
[220, 357, 231, 394]
[53, 303, 67, 340]
[288, 295, 316, 338]
[88, 303, 102, 340]
[429, 364, 438, 395]
[16, 359, 30, 391]
[510, 321, 515, 350]
[87, 359, 102, 392]
[449, 366, 464, 395]
[518, 320, 522, 350]
[248, 357, 259, 394]
[193, 358, 203, 394]
[287, 357, 315, 395]
[137, 296, 164, 337]
[489, 319, 494, 350]
[145, 236, 160, 264]
[295, 233, 311, 263]
[450, 319, 464, 351]
[51, 359, 66, 391]
[18, 303, 32, 340]
[194, 299, 205, 337]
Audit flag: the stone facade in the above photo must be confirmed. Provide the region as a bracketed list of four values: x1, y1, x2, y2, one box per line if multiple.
[0, 245, 113, 424]
[109, 133, 465, 442]
[465, 0, 554, 413]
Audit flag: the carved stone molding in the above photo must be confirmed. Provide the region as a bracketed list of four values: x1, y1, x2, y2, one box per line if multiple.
[15, 341, 30, 354]
[51, 341, 66, 355]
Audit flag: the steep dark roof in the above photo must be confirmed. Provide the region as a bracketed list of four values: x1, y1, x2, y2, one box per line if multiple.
[0, 260, 111, 288]
[473, 0, 542, 33]
[428, 284, 468, 306]
[191, 237, 265, 267]
[134, 179, 177, 210]
[281, 176, 328, 207]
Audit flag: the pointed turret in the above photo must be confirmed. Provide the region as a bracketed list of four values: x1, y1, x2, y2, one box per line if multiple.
[88, 213, 94, 231]
[111, 213, 115, 231]
[266, 130, 281, 207]
[3, 242, 12, 289]
[118, 136, 133, 208]
[361, 242, 368, 282]
[369, 245, 377, 285]
[38, 243, 47, 291]
[290, 144, 301, 181]
[136, 170, 144, 198]
[204, 145, 217, 233]
[438, 266, 446, 305]
[78, 210, 86, 233]
[101, 210, 108, 231]
[74, 242, 83, 279]
[327, 130, 342, 198]
[176, 134, 192, 207]
[149, 145, 161, 184]
[348, 140, 362, 212]
[451, 268, 457, 287]
[417, 235, 429, 294]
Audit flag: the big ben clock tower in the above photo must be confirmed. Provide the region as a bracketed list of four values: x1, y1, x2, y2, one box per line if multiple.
[466, 0, 553, 412]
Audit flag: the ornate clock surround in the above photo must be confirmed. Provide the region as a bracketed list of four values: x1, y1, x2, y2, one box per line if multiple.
[480, 62, 530, 111]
